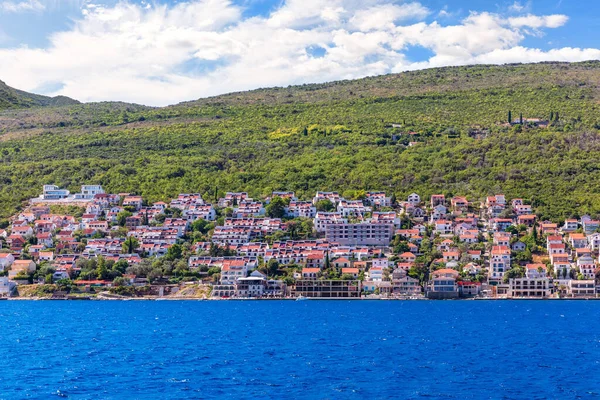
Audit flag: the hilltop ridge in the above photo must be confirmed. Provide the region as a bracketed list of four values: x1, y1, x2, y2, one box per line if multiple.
[0, 80, 79, 109]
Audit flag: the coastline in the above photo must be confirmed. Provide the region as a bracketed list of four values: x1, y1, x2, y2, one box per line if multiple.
[5, 296, 600, 301]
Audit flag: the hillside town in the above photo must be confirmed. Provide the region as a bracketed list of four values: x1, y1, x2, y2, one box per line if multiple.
[0, 184, 598, 300]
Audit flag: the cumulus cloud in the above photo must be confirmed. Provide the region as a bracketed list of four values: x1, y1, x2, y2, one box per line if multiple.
[0, 0, 44, 13]
[0, 0, 595, 106]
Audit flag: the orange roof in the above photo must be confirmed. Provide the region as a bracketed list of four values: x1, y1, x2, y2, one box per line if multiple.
[341, 268, 359, 274]
[303, 268, 320, 273]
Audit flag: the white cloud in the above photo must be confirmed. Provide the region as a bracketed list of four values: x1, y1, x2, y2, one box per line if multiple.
[509, 1, 525, 12]
[0, 0, 44, 13]
[0, 0, 594, 106]
[349, 3, 429, 31]
[508, 14, 568, 28]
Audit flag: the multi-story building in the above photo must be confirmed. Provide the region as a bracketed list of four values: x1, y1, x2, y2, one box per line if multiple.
[325, 223, 394, 246]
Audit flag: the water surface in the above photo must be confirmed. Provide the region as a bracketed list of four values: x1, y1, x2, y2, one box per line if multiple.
[0, 300, 599, 399]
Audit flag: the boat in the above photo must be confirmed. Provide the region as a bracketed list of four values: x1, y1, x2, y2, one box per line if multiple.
[296, 296, 309, 301]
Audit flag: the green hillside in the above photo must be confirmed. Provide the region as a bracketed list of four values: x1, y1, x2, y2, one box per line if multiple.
[2, 61, 600, 221]
[0, 80, 79, 109]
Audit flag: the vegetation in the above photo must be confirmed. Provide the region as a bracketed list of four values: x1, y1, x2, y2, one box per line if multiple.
[3, 62, 600, 220]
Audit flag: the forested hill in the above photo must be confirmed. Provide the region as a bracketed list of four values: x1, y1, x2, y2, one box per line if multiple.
[2, 61, 600, 222]
[0, 80, 79, 109]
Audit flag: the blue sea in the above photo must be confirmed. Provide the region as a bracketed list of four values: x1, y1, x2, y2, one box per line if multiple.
[1, 300, 599, 399]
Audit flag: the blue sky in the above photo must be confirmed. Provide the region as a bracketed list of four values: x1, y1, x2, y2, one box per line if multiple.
[0, 0, 598, 105]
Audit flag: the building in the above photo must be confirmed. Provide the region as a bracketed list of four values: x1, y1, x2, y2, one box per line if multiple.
[325, 223, 394, 246]
[0, 277, 15, 296]
[293, 280, 361, 298]
[391, 269, 421, 296]
[458, 281, 482, 297]
[489, 246, 511, 282]
[41, 185, 70, 200]
[235, 272, 267, 298]
[74, 185, 105, 200]
[8, 260, 36, 279]
[426, 269, 459, 299]
[507, 264, 551, 298]
[569, 280, 596, 297]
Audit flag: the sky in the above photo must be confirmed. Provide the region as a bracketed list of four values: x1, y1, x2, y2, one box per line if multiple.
[0, 0, 599, 106]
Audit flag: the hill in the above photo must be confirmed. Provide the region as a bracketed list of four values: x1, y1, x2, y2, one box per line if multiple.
[1, 61, 600, 221]
[0, 80, 79, 109]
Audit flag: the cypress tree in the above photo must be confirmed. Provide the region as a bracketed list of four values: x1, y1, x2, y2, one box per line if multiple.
[550, 111, 554, 121]
[508, 110, 512, 124]
[555, 111, 559, 121]
[519, 113, 523, 125]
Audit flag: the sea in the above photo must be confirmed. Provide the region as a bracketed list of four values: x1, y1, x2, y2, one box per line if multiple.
[0, 300, 599, 399]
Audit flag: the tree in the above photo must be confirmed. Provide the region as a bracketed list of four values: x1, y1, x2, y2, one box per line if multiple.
[166, 244, 183, 260]
[122, 235, 139, 254]
[117, 210, 132, 227]
[286, 220, 299, 239]
[267, 258, 280, 277]
[113, 276, 127, 287]
[508, 110, 512, 123]
[96, 256, 110, 280]
[315, 199, 334, 212]
[519, 113, 523, 124]
[324, 251, 331, 269]
[503, 266, 525, 283]
[266, 196, 286, 218]
[550, 111, 554, 121]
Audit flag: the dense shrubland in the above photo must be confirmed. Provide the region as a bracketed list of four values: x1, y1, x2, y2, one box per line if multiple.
[2, 62, 600, 221]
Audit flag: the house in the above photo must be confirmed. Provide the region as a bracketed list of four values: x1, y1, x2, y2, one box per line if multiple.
[364, 192, 391, 208]
[514, 204, 532, 216]
[458, 281, 481, 297]
[442, 251, 460, 262]
[336, 200, 371, 217]
[123, 196, 143, 210]
[467, 250, 482, 261]
[451, 196, 468, 211]
[369, 266, 384, 281]
[569, 233, 587, 249]
[8, 260, 36, 279]
[434, 220, 453, 235]
[0, 277, 15, 295]
[490, 218, 513, 232]
[583, 219, 600, 234]
[577, 255, 596, 279]
[399, 252, 416, 263]
[426, 269, 459, 299]
[517, 214, 536, 227]
[0, 253, 15, 271]
[41, 185, 70, 200]
[493, 232, 511, 246]
[407, 193, 420, 205]
[11, 225, 33, 238]
[562, 219, 579, 232]
[332, 257, 352, 269]
[38, 251, 54, 262]
[235, 271, 267, 298]
[341, 268, 359, 279]
[430, 194, 445, 208]
[391, 269, 421, 296]
[286, 201, 317, 218]
[512, 241, 527, 252]
[489, 246, 511, 282]
[312, 192, 341, 206]
[507, 264, 551, 298]
[302, 268, 320, 280]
